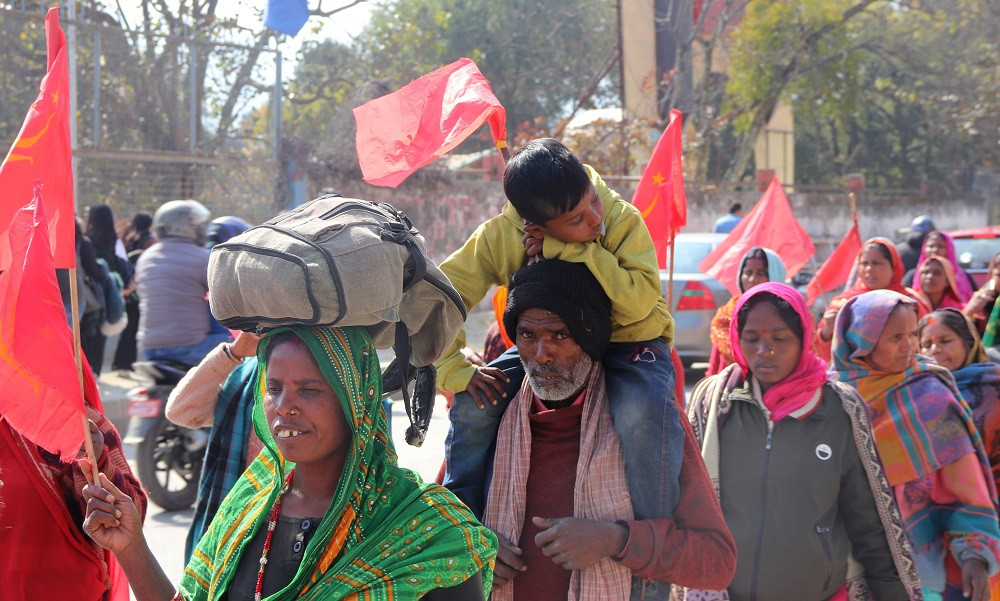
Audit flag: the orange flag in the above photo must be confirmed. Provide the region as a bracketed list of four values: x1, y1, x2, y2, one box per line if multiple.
[632, 108, 687, 269]
[0, 186, 85, 461]
[805, 222, 862, 306]
[0, 7, 75, 270]
[354, 58, 507, 187]
[699, 178, 815, 295]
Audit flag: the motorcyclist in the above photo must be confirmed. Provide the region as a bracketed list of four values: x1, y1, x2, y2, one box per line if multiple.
[205, 216, 251, 249]
[135, 200, 230, 366]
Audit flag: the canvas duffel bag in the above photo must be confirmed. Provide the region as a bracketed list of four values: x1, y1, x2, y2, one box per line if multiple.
[207, 195, 466, 445]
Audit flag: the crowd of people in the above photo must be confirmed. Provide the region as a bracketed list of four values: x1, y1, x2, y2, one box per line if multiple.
[3, 137, 1000, 601]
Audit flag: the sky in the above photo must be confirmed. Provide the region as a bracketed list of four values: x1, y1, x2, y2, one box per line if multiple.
[118, 0, 373, 81]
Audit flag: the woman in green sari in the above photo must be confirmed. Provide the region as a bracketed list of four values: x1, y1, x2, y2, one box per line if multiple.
[83, 326, 496, 601]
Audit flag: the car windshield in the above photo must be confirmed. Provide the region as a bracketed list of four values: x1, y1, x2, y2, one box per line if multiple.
[953, 237, 1000, 270]
[667, 241, 715, 273]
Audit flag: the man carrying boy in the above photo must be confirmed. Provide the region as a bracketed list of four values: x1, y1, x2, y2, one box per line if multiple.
[482, 259, 735, 600]
[437, 138, 683, 525]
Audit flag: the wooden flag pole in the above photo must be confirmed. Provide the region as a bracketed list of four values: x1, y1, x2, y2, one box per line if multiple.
[69, 266, 101, 484]
[848, 192, 859, 228]
[667, 237, 677, 313]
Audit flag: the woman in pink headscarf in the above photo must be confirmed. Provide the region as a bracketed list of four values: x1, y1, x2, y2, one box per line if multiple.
[681, 282, 920, 601]
[902, 230, 975, 303]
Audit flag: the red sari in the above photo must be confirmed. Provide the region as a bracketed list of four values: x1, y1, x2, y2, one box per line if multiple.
[0, 363, 147, 601]
[813, 238, 929, 363]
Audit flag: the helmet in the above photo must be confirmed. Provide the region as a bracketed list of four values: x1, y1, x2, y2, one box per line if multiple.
[206, 216, 252, 248]
[910, 215, 936, 235]
[153, 200, 211, 245]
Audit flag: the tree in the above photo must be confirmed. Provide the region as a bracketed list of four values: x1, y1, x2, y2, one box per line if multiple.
[793, 0, 999, 190]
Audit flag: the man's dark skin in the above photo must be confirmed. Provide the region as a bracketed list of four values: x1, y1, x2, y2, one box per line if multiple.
[490, 307, 629, 591]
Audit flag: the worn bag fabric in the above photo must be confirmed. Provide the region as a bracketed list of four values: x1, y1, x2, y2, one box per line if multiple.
[207, 196, 464, 367]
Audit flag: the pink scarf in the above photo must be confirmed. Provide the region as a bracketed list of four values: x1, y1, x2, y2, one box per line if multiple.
[730, 282, 829, 421]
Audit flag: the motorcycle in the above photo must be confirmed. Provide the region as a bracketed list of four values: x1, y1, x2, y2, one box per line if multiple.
[124, 361, 207, 511]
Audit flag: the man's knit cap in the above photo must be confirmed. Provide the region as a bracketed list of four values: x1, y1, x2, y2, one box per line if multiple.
[503, 259, 612, 359]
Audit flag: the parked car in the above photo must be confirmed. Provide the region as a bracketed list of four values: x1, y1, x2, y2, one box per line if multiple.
[951, 226, 1000, 288]
[661, 233, 731, 366]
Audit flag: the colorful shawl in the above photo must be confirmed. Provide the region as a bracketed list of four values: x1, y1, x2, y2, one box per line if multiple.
[180, 326, 496, 600]
[483, 362, 633, 601]
[707, 248, 787, 376]
[681, 364, 922, 601]
[912, 257, 964, 311]
[954, 362, 1000, 498]
[832, 290, 992, 489]
[730, 282, 829, 421]
[833, 290, 1000, 593]
[948, 313, 1000, 499]
[915, 231, 973, 304]
[185, 358, 260, 563]
[815, 238, 928, 363]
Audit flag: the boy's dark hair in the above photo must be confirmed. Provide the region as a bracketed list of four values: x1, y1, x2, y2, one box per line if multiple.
[503, 138, 591, 224]
[729, 203, 742, 214]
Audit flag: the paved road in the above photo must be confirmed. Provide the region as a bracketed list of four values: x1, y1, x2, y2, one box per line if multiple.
[104, 367, 702, 597]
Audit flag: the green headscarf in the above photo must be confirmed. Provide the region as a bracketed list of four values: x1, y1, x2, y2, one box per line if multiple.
[180, 326, 495, 600]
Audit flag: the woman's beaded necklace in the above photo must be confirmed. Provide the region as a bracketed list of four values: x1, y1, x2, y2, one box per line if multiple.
[255, 469, 295, 601]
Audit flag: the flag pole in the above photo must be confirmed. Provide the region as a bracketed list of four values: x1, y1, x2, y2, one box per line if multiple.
[667, 237, 676, 312]
[69, 267, 101, 484]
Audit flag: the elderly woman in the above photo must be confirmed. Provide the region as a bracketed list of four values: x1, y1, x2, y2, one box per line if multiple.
[706, 247, 787, 377]
[83, 326, 496, 601]
[833, 290, 1000, 601]
[682, 282, 919, 601]
[918, 308, 1000, 497]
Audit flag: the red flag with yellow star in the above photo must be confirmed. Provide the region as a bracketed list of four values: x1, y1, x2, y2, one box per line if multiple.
[632, 109, 687, 269]
[0, 7, 74, 270]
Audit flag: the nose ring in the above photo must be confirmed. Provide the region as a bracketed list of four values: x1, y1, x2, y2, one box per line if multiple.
[288, 408, 297, 416]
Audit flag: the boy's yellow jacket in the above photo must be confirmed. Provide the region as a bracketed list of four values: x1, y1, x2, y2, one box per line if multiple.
[435, 166, 675, 393]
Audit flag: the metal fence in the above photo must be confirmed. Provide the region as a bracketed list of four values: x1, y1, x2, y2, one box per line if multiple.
[1, 6, 281, 222]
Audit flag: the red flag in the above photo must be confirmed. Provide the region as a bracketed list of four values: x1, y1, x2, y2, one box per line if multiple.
[0, 186, 85, 461]
[805, 222, 862, 306]
[699, 178, 815, 295]
[353, 58, 507, 187]
[0, 8, 75, 270]
[632, 108, 687, 269]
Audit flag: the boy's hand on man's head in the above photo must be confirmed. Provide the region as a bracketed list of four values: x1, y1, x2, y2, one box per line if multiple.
[465, 366, 509, 409]
[521, 230, 543, 260]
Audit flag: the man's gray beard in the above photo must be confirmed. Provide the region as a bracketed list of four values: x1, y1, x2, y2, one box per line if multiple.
[522, 354, 594, 401]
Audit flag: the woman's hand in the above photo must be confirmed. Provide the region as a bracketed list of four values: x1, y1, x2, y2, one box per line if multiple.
[961, 557, 989, 601]
[82, 467, 144, 554]
[229, 331, 263, 360]
[819, 307, 839, 341]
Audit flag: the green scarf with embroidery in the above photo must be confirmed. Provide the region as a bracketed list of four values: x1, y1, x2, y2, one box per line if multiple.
[983, 298, 1000, 348]
[180, 326, 495, 600]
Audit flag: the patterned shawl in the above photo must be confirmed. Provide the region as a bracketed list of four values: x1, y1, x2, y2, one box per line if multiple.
[730, 282, 829, 421]
[180, 326, 496, 600]
[185, 358, 260, 563]
[707, 249, 787, 376]
[915, 231, 973, 304]
[483, 363, 633, 601]
[831, 290, 994, 497]
[912, 257, 964, 311]
[681, 364, 922, 601]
